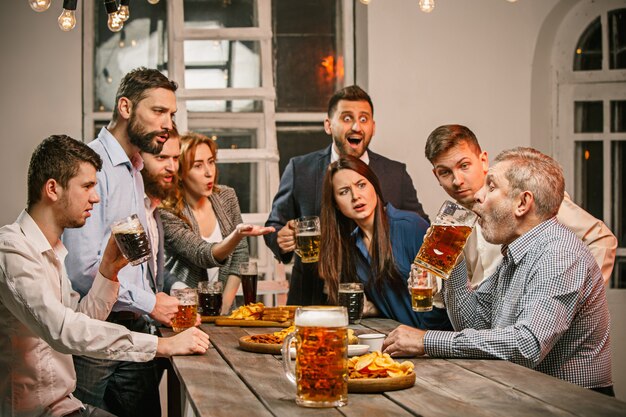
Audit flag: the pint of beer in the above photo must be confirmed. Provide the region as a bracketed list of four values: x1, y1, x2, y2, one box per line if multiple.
[408, 264, 435, 312]
[171, 288, 198, 332]
[294, 216, 321, 263]
[111, 214, 152, 266]
[414, 200, 477, 279]
[282, 306, 349, 408]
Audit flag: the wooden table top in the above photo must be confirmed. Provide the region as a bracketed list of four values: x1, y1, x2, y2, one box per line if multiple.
[165, 318, 626, 417]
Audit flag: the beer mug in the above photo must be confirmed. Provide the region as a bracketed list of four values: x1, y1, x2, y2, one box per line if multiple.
[294, 216, 321, 263]
[171, 288, 198, 332]
[111, 214, 152, 266]
[239, 262, 258, 305]
[414, 200, 477, 279]
[282, 306, 349, 408]
[198, 281, 222, 316]
[408, 264, 435, 312]
[338, 282, 364, 324]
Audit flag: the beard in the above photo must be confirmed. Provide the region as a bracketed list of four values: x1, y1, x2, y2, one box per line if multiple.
[58, 194, 87, 229]
[142, 169, 176, 202]
[127, 113, 168, 154]
[478, 200, 516, 245]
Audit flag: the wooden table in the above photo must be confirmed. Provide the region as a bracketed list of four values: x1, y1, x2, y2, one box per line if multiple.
[165, 318, 626, 417]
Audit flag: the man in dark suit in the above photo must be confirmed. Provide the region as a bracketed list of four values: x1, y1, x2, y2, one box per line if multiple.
[265, 85, 429, 305]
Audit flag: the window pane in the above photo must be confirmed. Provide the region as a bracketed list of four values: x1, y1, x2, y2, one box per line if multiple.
[184, 40, 261, 89]
[187, 100, 263, 112]
[574, 101, 603, 133]
[192, 128, 258, 149]
[574, 16, 602, 71]
[277, 125, 331, 176]
[609, 9, 626, 69]
[575, 141, 604, 221]
[273, 0, 343, 112]
[183, 0, 257, 29]
[611, 101, 626, 132]
[611, 141, 626, 245]
[217, 162, 260, 212]
[94, 1, 168, 111]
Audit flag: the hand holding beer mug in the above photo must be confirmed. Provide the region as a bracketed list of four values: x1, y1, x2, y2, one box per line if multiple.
[414, 200, 477, 279]
[111, 214, 152, 266]
[408, 264, 435, 312]
[171, 288, 198, 332]
[294, 216, 321, 263]
[282, 306, 349, 408]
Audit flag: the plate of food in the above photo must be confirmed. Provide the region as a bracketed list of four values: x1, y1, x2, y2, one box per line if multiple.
[216, 304, 298, 328]
[239, 328, 360, 354]
[347, 351, 416, 393]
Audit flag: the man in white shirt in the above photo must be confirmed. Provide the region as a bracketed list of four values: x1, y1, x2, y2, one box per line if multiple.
[423, 124, 617, 286]
[0, 135, 209, 417]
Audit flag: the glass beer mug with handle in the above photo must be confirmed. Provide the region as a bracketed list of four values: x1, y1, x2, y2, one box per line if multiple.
[414, 200, 478, 279]
[281, 306, 349, 408]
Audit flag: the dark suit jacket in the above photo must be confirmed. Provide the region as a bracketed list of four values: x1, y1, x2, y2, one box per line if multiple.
[264, 145, 429, 305]
[148, 207, 178, 294]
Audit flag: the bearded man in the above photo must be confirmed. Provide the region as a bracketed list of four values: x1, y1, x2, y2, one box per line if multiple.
[62, 67, 180, 417]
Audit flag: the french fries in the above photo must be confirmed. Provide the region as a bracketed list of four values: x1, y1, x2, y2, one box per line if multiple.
[348, 351, 414, 379]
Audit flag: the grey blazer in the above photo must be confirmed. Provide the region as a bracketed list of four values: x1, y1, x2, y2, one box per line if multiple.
[161, 185, 248, 290]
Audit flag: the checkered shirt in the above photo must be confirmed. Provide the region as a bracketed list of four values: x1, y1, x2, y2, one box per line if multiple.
[424, 218, 612, 389]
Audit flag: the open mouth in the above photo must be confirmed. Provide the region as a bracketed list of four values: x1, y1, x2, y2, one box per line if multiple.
[347, 136, 362, 147]
[353, 203, 366, 211]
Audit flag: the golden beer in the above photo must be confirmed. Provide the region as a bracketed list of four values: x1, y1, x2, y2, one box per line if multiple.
[415, 224, 473, 278]
[171, 288, 198, 332]
[411, 286, 433, 312]
[295, 232, 321, 263]
[282, 306, 349, 408]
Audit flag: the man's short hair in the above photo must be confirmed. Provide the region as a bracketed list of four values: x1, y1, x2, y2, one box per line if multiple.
[494, 147, 565, 220]
[327, 85, 374, 117]
[425, 124, 482, 162]
[27, 135, 102, 209]
[112, 67, 178, 122]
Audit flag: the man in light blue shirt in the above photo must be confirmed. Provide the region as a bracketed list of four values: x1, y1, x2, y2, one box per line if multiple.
[62, 67, 179, 417]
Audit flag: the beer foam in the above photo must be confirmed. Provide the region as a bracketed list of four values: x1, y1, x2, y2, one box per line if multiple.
[111, 218, 144, 234]
[296, 231, 321, 237]
[295, 309, 348, 327]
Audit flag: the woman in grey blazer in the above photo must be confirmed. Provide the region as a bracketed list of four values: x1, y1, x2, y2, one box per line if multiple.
[161, 132, 273, 313]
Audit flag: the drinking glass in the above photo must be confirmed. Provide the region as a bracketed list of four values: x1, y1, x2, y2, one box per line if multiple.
[408, 264, 436, 312]
[338, 282, 364, 324]
[198, 281, 222, 316]
[110, 214, 152, 266]
[239, 262, 258, 305]
[294, 216, 321, 263]
[171, 288, 198, 332]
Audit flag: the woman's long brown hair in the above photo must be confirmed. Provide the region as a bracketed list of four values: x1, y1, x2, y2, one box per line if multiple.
[318, 155, 404, 305]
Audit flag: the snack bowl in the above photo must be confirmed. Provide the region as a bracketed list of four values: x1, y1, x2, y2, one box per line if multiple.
[357, 333, 386, 352]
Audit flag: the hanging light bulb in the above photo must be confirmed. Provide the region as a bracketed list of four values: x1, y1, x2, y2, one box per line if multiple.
[147, 0, 160, 4]
[104, 0, 124, 32]
[29, 0, 51, 12]
[419, 0, 435, 13]
[506, 0, 518, 2]
[359, 0, 371, 5]
[118, 0, 131, 22]
[58, 0, 77, 31]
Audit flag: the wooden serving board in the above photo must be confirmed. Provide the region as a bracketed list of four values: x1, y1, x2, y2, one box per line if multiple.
[348, 372, 416, 393]
[238, 335, 283, 354]
[201, 315, 228, 323]
[215, 318, 292, 328]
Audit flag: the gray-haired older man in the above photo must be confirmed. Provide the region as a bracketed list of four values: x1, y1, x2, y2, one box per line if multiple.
[383, 147, 613, 396]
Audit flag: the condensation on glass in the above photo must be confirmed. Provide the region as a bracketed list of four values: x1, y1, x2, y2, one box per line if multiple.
[609, 9, 626, 70]
[574, 141, 604, 222]
[93, 1, 168, 112]
[574, 101, 603, 133]
[573, 16, 602, 71]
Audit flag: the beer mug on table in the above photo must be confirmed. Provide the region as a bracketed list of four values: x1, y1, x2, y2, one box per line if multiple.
[171, 288, 198, 332]
[239, 262, 258, 305]
[294, 216, 321, 263]
[338, 282, 364, 324]
[408, 264, 435, 312]
[414, 200, 477, 279]
[282, 306, 349, 408]
[111, 214, 152, 266]
[198, 281, 222, 316]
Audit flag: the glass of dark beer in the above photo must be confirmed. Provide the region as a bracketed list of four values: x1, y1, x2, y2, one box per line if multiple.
[198, 280, 223, 316]
[111, 214, 152, 266]
[414, 200, 477, 279]
[294, 216, 321, 263]
[338, 282, 364, 324]
[239, 261, 258, 305]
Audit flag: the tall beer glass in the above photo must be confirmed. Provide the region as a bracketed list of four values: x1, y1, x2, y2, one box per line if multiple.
[294, 216, 321, 263]
[414, 200, 477, 279]
[282, 306, 349, 408]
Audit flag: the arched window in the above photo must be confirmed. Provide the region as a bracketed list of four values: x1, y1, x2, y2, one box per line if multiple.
[555, 1, 626, 288]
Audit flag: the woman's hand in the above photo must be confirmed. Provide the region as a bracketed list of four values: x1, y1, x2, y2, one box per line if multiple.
[235, 224, 276, 237]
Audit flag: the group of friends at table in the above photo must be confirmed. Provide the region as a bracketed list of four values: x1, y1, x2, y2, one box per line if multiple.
[0, 67, 618, 417]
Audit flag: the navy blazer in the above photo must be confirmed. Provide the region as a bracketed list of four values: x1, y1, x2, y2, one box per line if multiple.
[264, 145, 429, 305]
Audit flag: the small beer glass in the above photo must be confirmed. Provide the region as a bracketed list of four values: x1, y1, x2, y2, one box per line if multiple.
[110, 214, 152, 266]
[338, 282, 364, 324]
[294, 216, 321, 263]
[198, 281, 222, 316]
[282, 306, 349, 408]
[239, 262, 258, 305]
[414, 200, 477, 278]
[171, 288, 198, 332]
[408, 264, 435, 312]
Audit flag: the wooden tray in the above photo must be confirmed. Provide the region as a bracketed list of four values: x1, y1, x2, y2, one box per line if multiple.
[201, 315, 227, 323]
[348, 372, 416, 393]
[239, 335, 283, 354]
[216, 318, 292, 328]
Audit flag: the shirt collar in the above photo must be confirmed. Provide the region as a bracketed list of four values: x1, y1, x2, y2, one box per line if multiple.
[98, 127, 144, 171]
[330, 145, 369, 165]
[144, 194, 157, 215]
[17, 210, 68, 262]
[503, 217, 558, 264]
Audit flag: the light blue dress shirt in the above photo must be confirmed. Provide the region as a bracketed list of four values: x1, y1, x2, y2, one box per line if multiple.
[62, 128, 157, 315]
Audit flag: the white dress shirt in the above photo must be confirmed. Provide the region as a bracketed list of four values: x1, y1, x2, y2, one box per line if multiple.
[0, 211, 157, 417]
